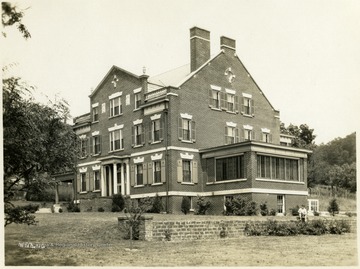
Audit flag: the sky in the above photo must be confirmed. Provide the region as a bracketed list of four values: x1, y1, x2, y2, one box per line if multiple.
[2, 0, 360, 144]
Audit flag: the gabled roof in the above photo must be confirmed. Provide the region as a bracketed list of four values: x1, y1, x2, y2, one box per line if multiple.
[89, 65, 140, 98]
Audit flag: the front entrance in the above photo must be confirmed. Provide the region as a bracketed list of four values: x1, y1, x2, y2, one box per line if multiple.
[101, 159, 130, 197]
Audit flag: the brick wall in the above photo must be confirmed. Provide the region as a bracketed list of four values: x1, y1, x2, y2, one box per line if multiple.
[118, 217, 357, 241]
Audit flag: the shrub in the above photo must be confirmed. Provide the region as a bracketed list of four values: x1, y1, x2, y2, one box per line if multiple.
[259, 202, 269, 216]
[225, 196, 257, 216]
[181, 196, 191, 215]
[149, 194, 163, 213]
[98, 207, 105, 212]
[290, 205, 300, 216]
[112, 194, 125, 212]
[22, 204, 39, 213]
[269, 209, 277, 216]
[67, 201, 80, 212]
[195, 196, 211, 215]
[58, 208, 63, 213]
[328, 198, 339, 216]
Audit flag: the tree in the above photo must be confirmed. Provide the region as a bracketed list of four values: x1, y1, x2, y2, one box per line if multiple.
[3, 77, 77, 226]
[181, 197, 191, 215]
[2, 2, 31, 39]
[328, 198, 339, 216]
[280, 122, 316, 150]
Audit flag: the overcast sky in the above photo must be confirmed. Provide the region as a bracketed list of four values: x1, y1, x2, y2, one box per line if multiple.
[2, 0, 360, 144]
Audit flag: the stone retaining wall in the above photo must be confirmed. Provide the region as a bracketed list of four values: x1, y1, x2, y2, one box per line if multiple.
[118, 216, 357, 241]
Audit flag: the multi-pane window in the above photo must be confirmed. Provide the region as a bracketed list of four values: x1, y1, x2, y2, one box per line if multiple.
[92, 106, 99, 122]
[80, 173, 86, 192]
[216, 155, 245, 181]
[242, 97, 254, 115]
[257, 155, 300, 181]
[133, 124, 144, 146]
[227, 93, 235, 112]
[225, 126, 238, 144]
[211, 90, 221, 109]
[134, 93, 141, 109]
[93, 135, 101, 155]
[135, 164, 143, 186]
[152, 119, 161, 142]
[110, 129, 123, 151]
[94, 171, 100, 190]
[153, 161, 161, 183]
[262, 132, 272, 143]
[79, 138, 88, 158]
[110, 97, 122, 117]
[182, 160, 192, 182]
[277, 195, 284, 214]
[244, 129, 253, 141]
[178, 118, 195, 142]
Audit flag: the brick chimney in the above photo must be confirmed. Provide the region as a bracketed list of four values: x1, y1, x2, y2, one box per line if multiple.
[220, 36, 236, 54]
[190, 27, 210, 72]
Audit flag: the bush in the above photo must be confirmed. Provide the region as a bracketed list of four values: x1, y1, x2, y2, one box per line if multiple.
[328, 198, 339, 216]
[195, 196, 211, 215]
[67, 201, 80, 212]
[269, 209, 277, 216]
[290, 205, 300, 216]
[98, 207, 105, 212]
[181, 197, 191, 215]
[149, 194, 163, 213]
[22, 204, 39, 213]
[58, 208, 63, 213]
[259, 202, 269, 216]
[112, 194, 125, 212]
[225, 196, 257, 216]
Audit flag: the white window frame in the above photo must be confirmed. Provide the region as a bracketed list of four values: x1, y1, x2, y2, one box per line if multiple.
[134, 92, 141, 109]
[153, 160, 162, 184]
[92, 135, 101, 155]
[135, 163, 144, 186]
[80, 173, 87, 192]
[109, 129, 123, 151]
[109, 96, 122, 117]
[93, 170, 100, 191]
[182, 160, 192, 183]
[92, 106, 99, 122]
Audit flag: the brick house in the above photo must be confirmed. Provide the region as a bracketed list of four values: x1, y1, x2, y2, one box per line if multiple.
[72, 27, 310, 214]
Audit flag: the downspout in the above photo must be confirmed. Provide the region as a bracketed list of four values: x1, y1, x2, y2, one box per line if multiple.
[165, 91, 170, 213]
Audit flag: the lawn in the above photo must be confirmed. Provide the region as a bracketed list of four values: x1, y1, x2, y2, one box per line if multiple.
[4, 212, 358, 266]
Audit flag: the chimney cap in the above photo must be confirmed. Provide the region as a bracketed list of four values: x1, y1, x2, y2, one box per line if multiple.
[190, 26, 210, 40]
[220, 36, 236, 51]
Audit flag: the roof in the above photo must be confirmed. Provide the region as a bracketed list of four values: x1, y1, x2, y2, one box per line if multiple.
[148, 63, 191, 88]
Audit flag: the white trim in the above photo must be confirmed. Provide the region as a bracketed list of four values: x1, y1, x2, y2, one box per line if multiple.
[180, 113, 193, 120]
[210, 85, 221, 91]
[91, 102, 99, 108]
[221, 44, 236, 50]
[225, 88, 236, 95]
[133, 157, 144, 164]
[180, 152, 194, 160]
[190, 35, 210, 42]
[77, 161, 101, 167]
[226, 121, 237, 128]
[109, 92, 122, 99]
[92, 131, 100, 136]
[151, 153, 163, 161]
[242, 93, 252, 98]
[131, 147, 166, 157]
[207, 178, 247, 185]
[79, 167, 87, 173]
[261, 128, 270, 133]
[167, 92, 179, 97]
[243, 124, 253, 130]
[79, 134, 87, 140]
[256, 178, 305, 185]
[133, 119, 143, 125]
[150, 114, 161, 120]
[167, 146, 199, 153]
[108, 124, 124, 132]
[133, 87, 142, 94]
[92, 165, 101, 171]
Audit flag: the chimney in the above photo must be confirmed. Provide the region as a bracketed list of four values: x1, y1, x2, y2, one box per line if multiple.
[190, 27, 210, 72]
[220, 36, 236, 54]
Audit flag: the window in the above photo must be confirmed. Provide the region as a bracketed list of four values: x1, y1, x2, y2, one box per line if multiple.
[94, 171, 100, 190]
[225, 126, 239, 144]
[132, 124, 144, 146]
[178, 117, 195, 142]
[153, 161, 161, 183]
[110, 129, 123, 151]
[92, 106, 99, 122]
[182, 160, 192, 182]
[210, 89, 221, 109]
[78, 138, 88, 158]
[262, 132, 272, 143]
[242, 97, 254, 115]
[257, 155, 300, 181]
[110, 97, 122, 117]
[216, 155, 245, 181]
[227, 93, 235, 112]
[93, 135, 101, 155]
[135, 164, 143, 186]
[244, 129, 253, 141]
[277, 195, 284, 214]
[134, 93, 141, 109]
[308, 199, 319, 213]
[151, 119, 162, 143]
[80, 173, 86, 192]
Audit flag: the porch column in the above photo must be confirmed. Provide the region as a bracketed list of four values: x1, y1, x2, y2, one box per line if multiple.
[126, 161, 130, 195]
[121, 163, 125, 196]
[113, 163, 118, 195]
[109, 165, 113, 196]
[101, 165, 106, 196]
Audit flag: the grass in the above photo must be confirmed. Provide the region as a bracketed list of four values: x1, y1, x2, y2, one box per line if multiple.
[4, 212, 358, 266]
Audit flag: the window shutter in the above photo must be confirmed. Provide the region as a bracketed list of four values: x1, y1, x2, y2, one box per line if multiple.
[131, 126, 135, 147]
[220, 92, 227, 110]
[251, 99, 255, 115]
[89, 137, 93, 155]
[234, 95, 239, 113]
[235, 128, 240, 143]
[208, 89, 213, 107]
[224, 126, 228, 144]
[99, 135, 102, 154]
[252, 130, 256, 141]
[159, 118, 164, 141]
[192, 161, 198, 184]
[178, 117, 183, 140]
[141, 124, 145, 145]
[191, 121, 196, 142]
[206, 158, 215, 183]
[241, 129, 245, 142]
[86, 172, 90, 191]
[77, 174, 81, 193]
[147, 162, 153, 184]
[177, 159, 183, 183]
[130, 165, 135, 187]
[269, 133, 273, 143]
[161, 160, 166, 183]
[241, 97, 245, 114]
[142, 163, 148, 185]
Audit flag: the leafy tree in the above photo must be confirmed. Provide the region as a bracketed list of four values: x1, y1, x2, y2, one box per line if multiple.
[328, 198, 339, 216]
[181, 197, 191, 215]
[3, 77, 77, 226]
[2, 2, 31, 39]
[280, 122, 316, 150]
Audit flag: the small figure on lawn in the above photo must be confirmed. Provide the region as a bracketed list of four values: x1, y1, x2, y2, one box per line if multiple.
[298, 205, 307, 222]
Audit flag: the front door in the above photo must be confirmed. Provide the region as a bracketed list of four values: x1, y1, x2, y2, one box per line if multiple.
[277, 195, 285, 215]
